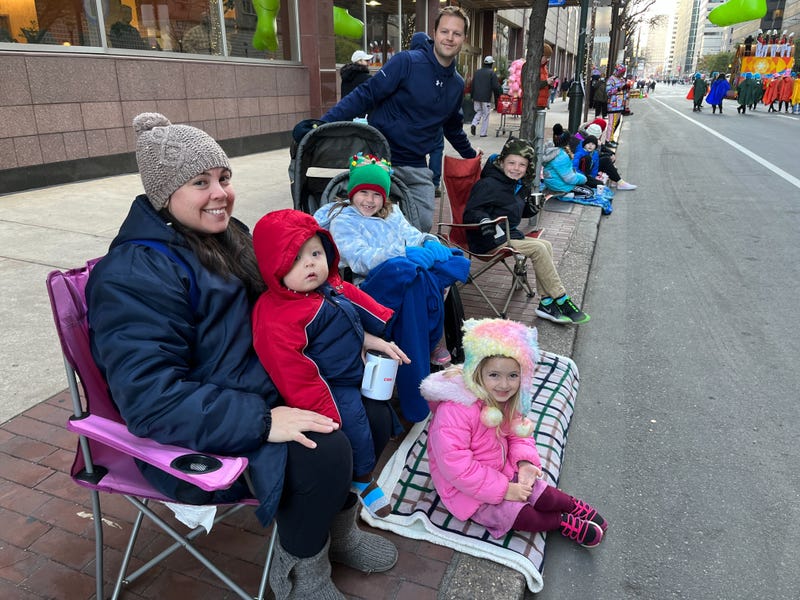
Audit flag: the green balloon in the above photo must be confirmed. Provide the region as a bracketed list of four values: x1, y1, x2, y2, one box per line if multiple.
[252, 0, 280, 52]
[333, 6, 364, 39]
[708, 0, 766, 27]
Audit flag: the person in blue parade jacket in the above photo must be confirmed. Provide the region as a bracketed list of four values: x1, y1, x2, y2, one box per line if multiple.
[86, 113, 400, 599]
[297, 6, 481, 233]
[251, 208, 409, 519]
[706, 72, 731, 114]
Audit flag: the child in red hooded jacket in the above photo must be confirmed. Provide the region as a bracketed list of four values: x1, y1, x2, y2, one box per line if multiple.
[252, 209, 409, 518]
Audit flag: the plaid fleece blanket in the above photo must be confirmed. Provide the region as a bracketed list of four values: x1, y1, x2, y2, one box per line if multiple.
[361, 351, 579, 593]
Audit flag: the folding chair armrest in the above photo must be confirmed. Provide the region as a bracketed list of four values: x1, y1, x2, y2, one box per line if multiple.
[437, 217, 513, 242]
[67, 414, 248, 491]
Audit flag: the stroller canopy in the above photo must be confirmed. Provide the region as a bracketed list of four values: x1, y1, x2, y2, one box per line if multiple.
[289, 121, 391, 214]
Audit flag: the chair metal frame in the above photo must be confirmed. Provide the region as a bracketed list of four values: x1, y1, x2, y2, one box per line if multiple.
[437, 217, 536, 318]
[46, 259, 276, 600]
[437, 156, 537, 318]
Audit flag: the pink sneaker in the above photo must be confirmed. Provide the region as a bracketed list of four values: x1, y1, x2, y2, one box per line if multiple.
[570, 497, 608, 532]
[430, 342, 452, 366]
[559, 513, 604, 548]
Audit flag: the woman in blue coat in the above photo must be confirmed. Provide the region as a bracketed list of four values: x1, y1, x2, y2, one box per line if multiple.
[86, 113, 399, 598]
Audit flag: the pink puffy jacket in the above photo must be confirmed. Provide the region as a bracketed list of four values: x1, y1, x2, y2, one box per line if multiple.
[421, 368, 542, 521]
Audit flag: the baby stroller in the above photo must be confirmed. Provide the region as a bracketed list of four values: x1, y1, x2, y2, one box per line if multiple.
[290, 121, 394, 214]
[289, 120, 466, 364]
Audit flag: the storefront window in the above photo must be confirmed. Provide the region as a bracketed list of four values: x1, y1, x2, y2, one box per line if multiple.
[0, 0, 102, 46]
[0, 0, 296, 61]
[333, 0, 412, 66]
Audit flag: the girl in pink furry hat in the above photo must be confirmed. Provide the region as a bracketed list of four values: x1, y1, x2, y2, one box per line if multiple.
[421, 318, 607, 547]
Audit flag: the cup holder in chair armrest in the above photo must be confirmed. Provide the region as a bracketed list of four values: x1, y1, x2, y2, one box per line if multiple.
[171, 453, 223, 474]
[67, 414, 249, 491]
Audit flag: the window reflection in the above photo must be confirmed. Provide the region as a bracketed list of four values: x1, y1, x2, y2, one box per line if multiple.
[333, 0, 414, 65]
[0, 0, 102, 46]
[0, 0, 295, 60]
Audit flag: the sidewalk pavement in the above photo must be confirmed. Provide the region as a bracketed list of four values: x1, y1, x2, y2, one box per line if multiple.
[0, 100, 605, 599]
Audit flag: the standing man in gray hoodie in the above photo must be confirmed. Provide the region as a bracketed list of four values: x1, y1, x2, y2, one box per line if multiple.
[470, 56, 502, 137]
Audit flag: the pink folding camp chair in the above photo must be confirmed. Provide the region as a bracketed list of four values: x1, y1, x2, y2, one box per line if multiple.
[46, 258, 276, 600]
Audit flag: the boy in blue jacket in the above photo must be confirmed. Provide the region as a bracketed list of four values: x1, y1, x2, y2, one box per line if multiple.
[572, 135, 601, 187]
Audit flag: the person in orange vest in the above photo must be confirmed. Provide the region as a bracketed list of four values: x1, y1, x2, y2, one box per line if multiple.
[536, 44, 556, 109]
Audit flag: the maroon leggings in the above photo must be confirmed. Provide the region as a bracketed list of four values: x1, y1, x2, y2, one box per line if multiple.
[511, 485, 575, 533]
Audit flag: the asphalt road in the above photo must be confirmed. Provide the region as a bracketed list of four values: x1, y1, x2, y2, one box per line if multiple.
[530, 85, 800, 599]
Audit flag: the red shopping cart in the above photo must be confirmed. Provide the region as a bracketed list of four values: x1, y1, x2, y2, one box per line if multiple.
[495, 94, 522, 137]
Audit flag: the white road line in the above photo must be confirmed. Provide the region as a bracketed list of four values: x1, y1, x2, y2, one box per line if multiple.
[651, 97, 800, 190]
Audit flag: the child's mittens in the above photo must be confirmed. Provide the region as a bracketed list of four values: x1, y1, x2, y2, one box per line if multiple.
[406, 245, 435, 268]
[351, 479, 392, 518]
[423, 240, 453, 262]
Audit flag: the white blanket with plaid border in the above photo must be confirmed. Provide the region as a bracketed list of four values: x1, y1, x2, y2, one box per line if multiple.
[362, 351, 579, 593]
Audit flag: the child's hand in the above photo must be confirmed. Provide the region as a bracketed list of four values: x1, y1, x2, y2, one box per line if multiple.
[363, 333, 411, 364]
[517, 462, 543, 487]
[505, 481, 533, 502]
[406, 245, 435, 268]
[423, 240, 452, 262]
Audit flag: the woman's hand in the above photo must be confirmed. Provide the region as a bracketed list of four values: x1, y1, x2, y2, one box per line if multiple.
[504, 481, 533, 502]
[363, 332, 411, 364]
[267, 406, 339, 449]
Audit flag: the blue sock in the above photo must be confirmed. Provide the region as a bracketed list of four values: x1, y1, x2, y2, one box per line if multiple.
[351, 479, 391, 518]
[541, 297, 554, 306]
[555, 294, 569, 305]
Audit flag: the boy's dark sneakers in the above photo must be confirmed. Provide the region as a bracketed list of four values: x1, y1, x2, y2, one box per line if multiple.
[556, 297, 590, 324]
[470, 124, 476, 136]
[560, 513, 604, 548]
[535, 300, 571, 324]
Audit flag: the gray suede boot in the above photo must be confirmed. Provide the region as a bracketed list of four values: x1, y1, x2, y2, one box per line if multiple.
[268, 536, 344, 600]
[328, 502, 398, 573]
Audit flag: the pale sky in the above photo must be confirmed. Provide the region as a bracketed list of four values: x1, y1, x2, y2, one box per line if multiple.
[647, 0, 677, 17]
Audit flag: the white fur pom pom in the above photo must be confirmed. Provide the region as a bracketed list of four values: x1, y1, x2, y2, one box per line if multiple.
[513, 417, 534, 437]
[480, 406, 503, 428]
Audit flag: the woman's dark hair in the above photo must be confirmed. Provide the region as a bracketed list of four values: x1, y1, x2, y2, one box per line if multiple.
[160, 208, 266, 303]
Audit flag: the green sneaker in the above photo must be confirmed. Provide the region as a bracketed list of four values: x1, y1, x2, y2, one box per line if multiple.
[556, 297, 590, 324]
[535, 300, 571, 324]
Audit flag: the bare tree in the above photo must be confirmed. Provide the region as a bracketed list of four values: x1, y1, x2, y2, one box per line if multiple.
[520, 0, 550, 140]
[621, 0, 657, 65]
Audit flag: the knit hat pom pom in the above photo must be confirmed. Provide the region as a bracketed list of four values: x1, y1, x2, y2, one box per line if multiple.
[513, 417, 534, 437]
[133, 112, 172, 134]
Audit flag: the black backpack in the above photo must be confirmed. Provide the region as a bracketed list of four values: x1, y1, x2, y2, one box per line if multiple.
[443, 286, 466, 364]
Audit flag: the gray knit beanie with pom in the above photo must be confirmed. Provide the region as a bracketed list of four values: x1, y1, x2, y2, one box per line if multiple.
[133, 113, 231, 210]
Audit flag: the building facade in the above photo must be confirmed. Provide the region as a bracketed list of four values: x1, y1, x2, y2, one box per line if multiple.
[672, 0, 708, 78]
[0, 0, 585, 194]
